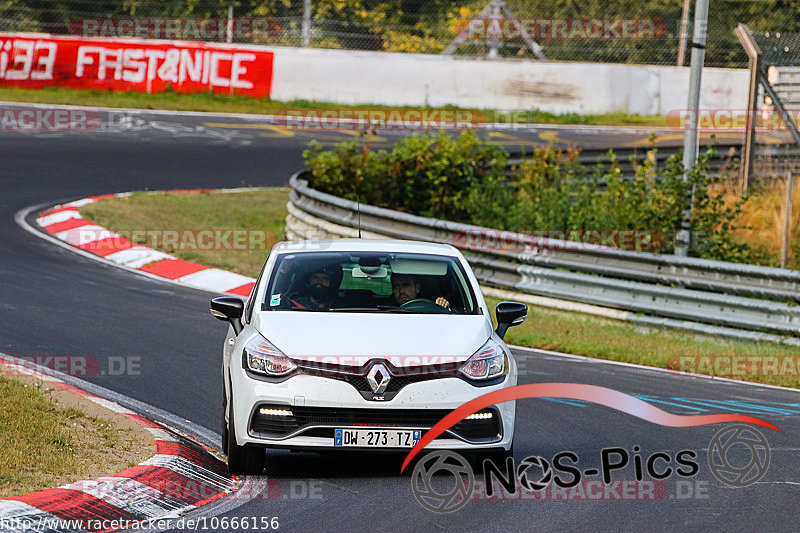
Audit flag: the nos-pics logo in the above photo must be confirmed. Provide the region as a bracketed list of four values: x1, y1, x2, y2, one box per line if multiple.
[411, 424, 770, 513]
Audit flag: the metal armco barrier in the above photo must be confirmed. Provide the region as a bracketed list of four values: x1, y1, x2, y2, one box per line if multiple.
[509, 143, 798, 181]
[287, 171, 800, 338]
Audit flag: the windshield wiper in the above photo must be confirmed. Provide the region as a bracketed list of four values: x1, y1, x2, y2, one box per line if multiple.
[328, 306, 416, 313]
[330, 307, 388, 313]
[262, 304, 318, 311]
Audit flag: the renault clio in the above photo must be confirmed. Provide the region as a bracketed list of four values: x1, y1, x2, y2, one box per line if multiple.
[210, 239, 527, 474]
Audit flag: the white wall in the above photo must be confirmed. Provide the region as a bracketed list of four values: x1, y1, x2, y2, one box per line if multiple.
[267, 46, 749, 116]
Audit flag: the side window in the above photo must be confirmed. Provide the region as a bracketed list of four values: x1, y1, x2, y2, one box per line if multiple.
[244, 256, 268, 324]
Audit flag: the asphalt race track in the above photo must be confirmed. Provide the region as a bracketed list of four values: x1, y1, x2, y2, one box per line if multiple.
[2, 105, 800, 532]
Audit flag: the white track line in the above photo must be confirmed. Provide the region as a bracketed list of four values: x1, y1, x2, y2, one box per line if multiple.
[513, 345, 800, 395]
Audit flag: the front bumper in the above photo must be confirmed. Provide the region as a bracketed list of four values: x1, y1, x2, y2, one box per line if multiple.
[231, 372, 515, 451]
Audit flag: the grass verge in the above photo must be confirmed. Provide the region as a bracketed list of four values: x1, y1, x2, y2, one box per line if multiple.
[0, 365, 154, 497]
[78, 188, 800, 389]
[80, 189, 289, 277]
[728, 178, 800, 269]
[0, 86, 666, 127]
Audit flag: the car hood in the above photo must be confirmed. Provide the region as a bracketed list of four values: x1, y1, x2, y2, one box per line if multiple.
[254, 312, 493, 368]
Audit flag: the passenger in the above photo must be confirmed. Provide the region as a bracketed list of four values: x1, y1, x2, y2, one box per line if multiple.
[390, 274, 450, 309]
[286, 265, 342, 311]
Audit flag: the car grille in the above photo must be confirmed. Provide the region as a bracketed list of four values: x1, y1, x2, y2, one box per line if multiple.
[339, 374, 444, 393]
[250, 405, 501, 443]
[296, 361, 462, 397]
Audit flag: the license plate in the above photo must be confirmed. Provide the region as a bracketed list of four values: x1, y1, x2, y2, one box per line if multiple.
[334, 428, 422, 448]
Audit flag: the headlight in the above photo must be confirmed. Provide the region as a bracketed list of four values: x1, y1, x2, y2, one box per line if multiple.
[459, 338, 508, 380]
[244, 334, 297, 377]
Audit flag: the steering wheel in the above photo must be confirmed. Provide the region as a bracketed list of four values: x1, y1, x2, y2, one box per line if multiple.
[399, 298, 451, 313]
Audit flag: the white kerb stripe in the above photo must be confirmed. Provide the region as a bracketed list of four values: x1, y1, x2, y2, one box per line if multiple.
[84, 395, 134, 415]
[0, 500, 74, 533]
[105, 248, 174, 268]
[176, 268, 256, 293]
[55, 224, 104, 245]
[60, 477, 185, 518]
[64, 198, 97, 208]
[0, 361, 65, 383]
[63, 226, 120, 246]
[0, 499, 50, 520]
[36, 209, 82, 228]
[146, 428, 180, 441]
[141, 456, 235, 491]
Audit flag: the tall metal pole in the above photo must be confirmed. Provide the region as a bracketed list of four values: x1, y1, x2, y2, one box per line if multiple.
[302, 0, 311, 47]
[675, 0, 709, 257]
[677, 0, 692, 67]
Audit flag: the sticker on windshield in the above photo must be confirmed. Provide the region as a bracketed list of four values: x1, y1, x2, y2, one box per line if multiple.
[270, 294, 281, 306]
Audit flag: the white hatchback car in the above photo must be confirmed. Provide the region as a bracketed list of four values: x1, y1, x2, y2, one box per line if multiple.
[211, 239, 527, 474]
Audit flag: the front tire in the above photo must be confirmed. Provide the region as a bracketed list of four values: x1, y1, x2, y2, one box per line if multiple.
[221, 386, 229, 455]
[226, 396, 266, 475]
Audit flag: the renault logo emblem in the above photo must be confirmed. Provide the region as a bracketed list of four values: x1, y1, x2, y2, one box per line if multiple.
[367, 363, 391, 394]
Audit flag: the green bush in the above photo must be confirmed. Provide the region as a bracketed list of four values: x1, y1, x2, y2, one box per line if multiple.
[303, 131, 760, 263]
[304, 130, 508, 220]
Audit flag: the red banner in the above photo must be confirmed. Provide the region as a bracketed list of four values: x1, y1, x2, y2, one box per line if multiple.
[0, 33, 273, 97]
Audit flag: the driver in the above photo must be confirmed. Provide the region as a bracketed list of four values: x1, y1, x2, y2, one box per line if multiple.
[390, 274, 450, 310]
[286, 264, 342, 311]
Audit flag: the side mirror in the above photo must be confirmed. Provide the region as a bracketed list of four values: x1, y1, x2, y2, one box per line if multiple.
[210, 296, 245, 334]
[495, 301, 527, 339]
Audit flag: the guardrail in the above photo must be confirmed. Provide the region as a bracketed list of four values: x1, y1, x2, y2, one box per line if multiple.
[510, 143, 798, 180]
[287, 171, 800, 339]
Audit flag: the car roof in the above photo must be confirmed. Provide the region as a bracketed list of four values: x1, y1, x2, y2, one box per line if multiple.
[272, 239, 461, 257]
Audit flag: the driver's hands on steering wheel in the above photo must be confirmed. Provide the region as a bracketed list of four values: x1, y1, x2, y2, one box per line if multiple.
[435, 297, 450, 309]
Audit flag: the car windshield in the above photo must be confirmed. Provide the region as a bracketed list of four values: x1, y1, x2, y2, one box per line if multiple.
[262, 251, 479, 314]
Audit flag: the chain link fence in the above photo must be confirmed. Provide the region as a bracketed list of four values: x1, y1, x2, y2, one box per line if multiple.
[1, 0, 799, 66]
[738, 31, 800, 180]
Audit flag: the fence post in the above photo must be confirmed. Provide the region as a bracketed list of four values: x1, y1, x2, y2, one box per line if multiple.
[735, 24, 762, 193]
[782, 171, 795, 268]
[302, 0, 311, 47]
[677, 0, 691, 66]
[226, 5, 233, 43]
[487, 0, 501, 59]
